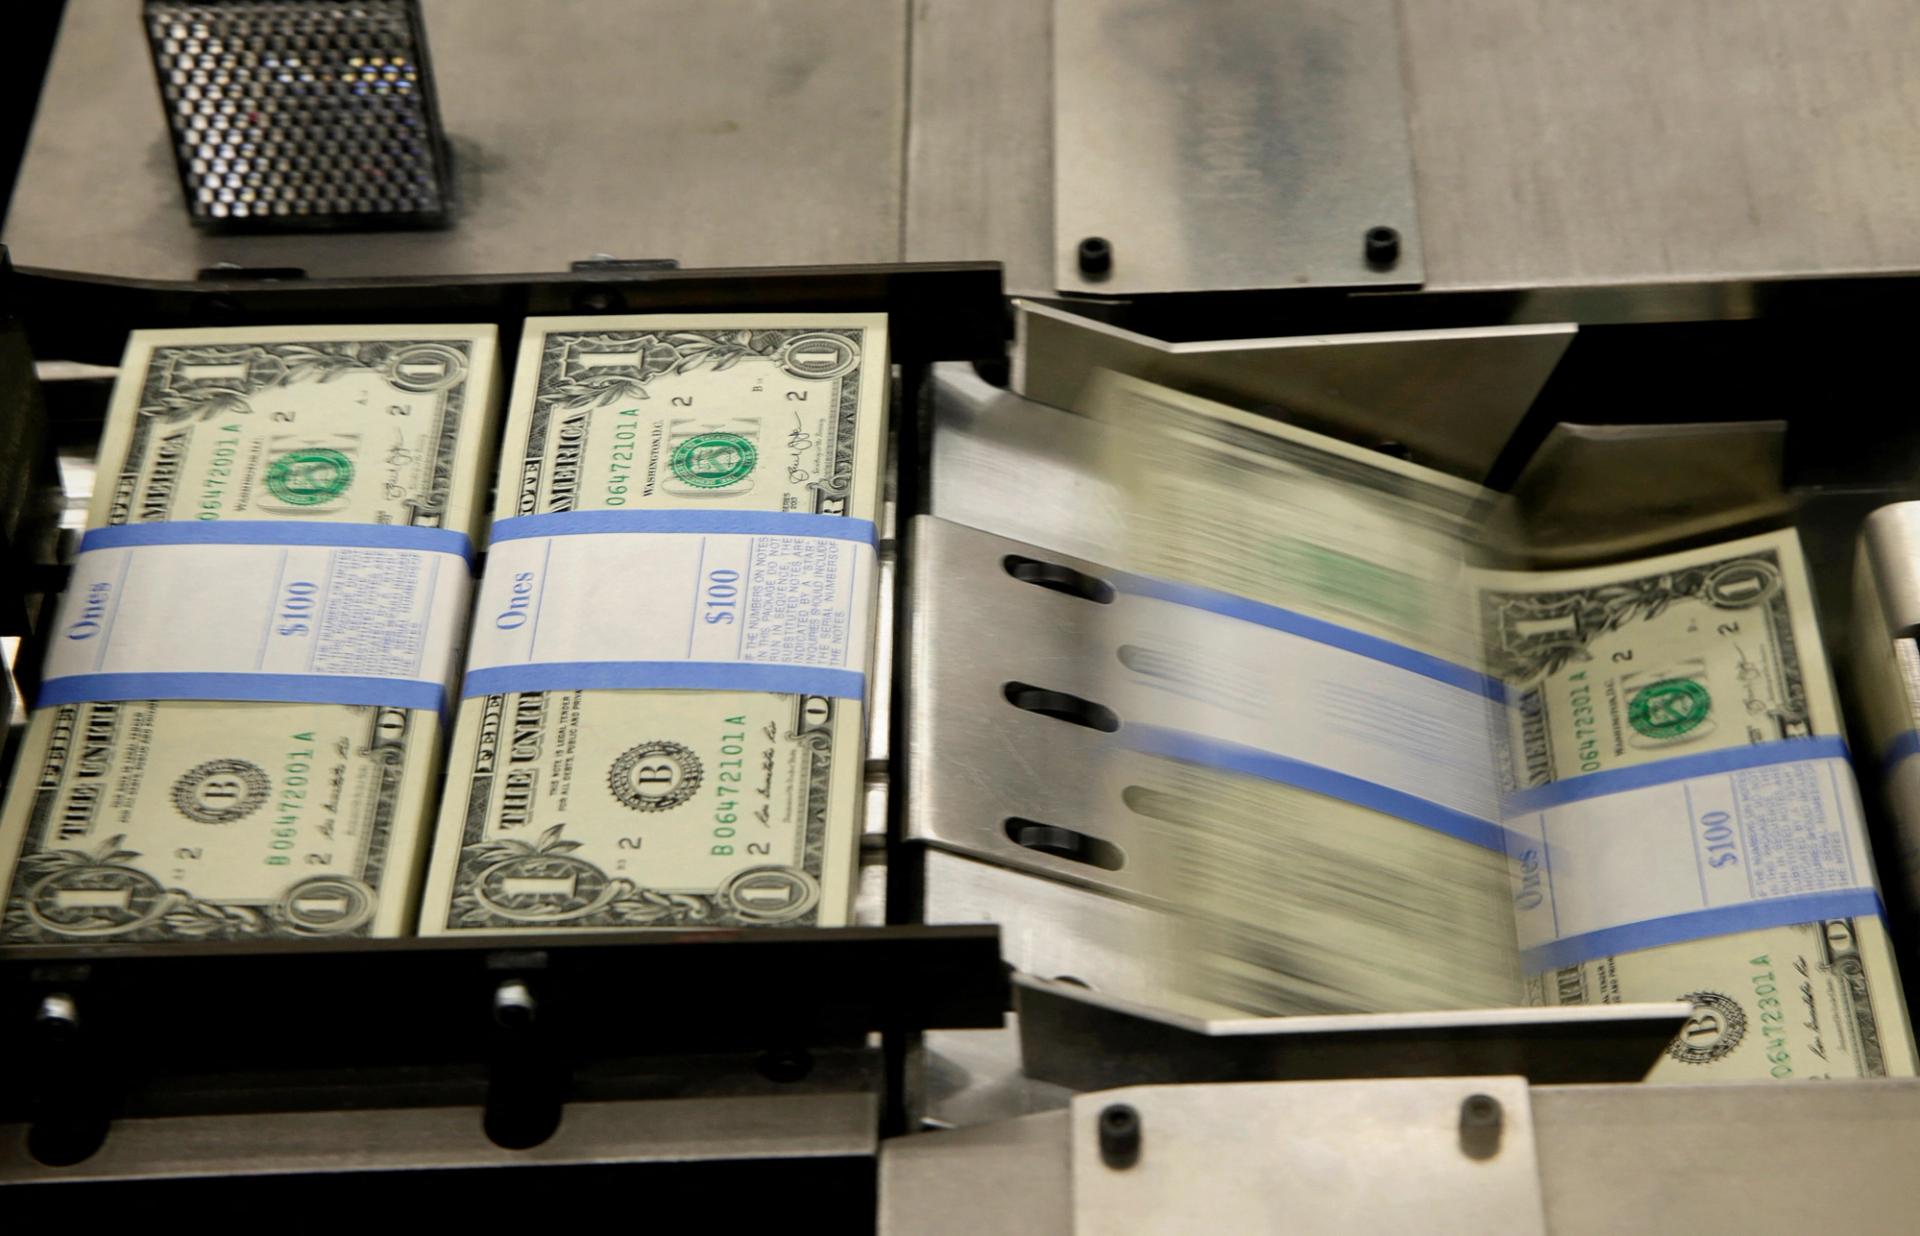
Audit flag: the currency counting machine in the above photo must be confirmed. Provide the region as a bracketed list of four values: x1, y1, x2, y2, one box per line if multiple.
[7, 1, 1920, 1228]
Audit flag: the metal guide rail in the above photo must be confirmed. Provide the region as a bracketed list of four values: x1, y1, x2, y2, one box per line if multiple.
[0, 928, 1006, 1156]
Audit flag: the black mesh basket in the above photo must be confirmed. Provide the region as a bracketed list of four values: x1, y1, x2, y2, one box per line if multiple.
[144, 0, 453, 232]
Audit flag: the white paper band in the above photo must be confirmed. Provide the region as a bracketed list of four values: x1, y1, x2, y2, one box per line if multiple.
[41, 525, 471, 712]
[462, 511, 877, 701]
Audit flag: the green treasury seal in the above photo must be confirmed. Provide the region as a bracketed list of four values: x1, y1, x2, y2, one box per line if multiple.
[1628, 678, 1711, 739]
[266, 448, 355, 505]
[670, 432, 757, 489]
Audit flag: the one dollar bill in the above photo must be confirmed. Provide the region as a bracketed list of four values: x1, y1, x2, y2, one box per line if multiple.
[1483, 530, 1919, 1080]
[0, 325, 499, 941]
[420, 315, 888, 933]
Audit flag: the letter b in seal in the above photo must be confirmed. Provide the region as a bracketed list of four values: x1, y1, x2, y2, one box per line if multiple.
[172, 759, 271, 824]
[1667, 990, 1747, 1064]
[608, 741, 703, 812]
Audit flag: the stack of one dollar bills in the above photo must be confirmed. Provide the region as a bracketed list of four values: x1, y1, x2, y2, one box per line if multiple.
[419, 314, 888, 934]
[1090, 372, 1916, 1082]
[0, 324, 500, 941]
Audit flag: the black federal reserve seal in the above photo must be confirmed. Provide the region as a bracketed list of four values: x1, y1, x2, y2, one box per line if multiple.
[608, 741, 703, 812]
[1668, 990, 1748, 1064]
[172, 759, 272, 824]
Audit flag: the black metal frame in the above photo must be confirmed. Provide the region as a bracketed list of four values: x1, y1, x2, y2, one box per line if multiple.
[0, 252, 1012, 1178]
[1, 926, 1007, 1162]
[8, 260, 1008, 367]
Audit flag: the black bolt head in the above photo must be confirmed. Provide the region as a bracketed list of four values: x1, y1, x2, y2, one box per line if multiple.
[1365, 226, 1401, 269]
[1459, 1092, 1504, 1160]
[1077, 236, 1113, 277]
[1099, 1102, 1141, 1168]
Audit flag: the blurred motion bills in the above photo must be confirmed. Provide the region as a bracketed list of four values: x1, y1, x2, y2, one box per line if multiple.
[1081, 372, 1913, 1080]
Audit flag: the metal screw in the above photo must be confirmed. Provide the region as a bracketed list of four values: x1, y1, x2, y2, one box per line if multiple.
[36, 994, 79, 1031]
[1098, 1102, 1141, 1168]
[1077, 236, 1113, 278]
[493, 979, 537, 1029]
[1365, 226, 1401, 269]
[1459, 1092, 1503, 1160]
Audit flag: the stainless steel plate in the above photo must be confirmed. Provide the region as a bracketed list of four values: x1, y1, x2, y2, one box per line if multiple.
[0, 1092, 876, 1182]
[926, 363, 1128, 562]
[905, 516, 1139, 895]
[6, 0, 909, 279]
[1068, 1076, 1545, 1235]
[1014, 302, 1573, 482]
[1052, 0, 1421, 295]
[1017, 976, 1686, 1091]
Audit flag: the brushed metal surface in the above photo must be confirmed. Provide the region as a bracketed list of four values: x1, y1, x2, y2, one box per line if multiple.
[1052, 0, 1421, 295]
[926, 363, 1127, 561]
[0, 1092, 875, 1181]
[1015, 301, 1573, 482]
[909, 2, 1920, 299]
[904, 0, 1054, 297]
[921, 1022, 1076, 1131]
[1017, 976, 1687, 1091]
[916, 849, 1178, 1131]
[24, 1, 1920, 295]
[5, 0, 908, 278]
[1480, 421, 1790, 566]
[905, 516, 1139, 895]
[879, 1111, 1071, 1236]
[1532, 1080, 1920, 1235]
[1400, 0, 1920, 291]
[880, 1078, 1920, 1235]
[922, 849, 1174, 1004]
[1068, 1077, 1545, 1235]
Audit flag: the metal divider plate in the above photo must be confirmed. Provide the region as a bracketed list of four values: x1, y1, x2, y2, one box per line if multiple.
[1053, 0, 1422, 295]
[1068, 1077, 1546, 1235]
[906, 516, 1141, 895]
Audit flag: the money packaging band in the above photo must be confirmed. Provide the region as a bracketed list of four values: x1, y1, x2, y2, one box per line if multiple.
[41, 522, 472, 713]
[1883, 731, 1920, 875]
[1885, 728, 1920, 770]
[1110, 580, 1504, 853]
[462, 509, 878, 702]
[1112, 576, 1883, 972]
[1504, 736, 1880, 971]
[1117, 571, 1505, 700]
